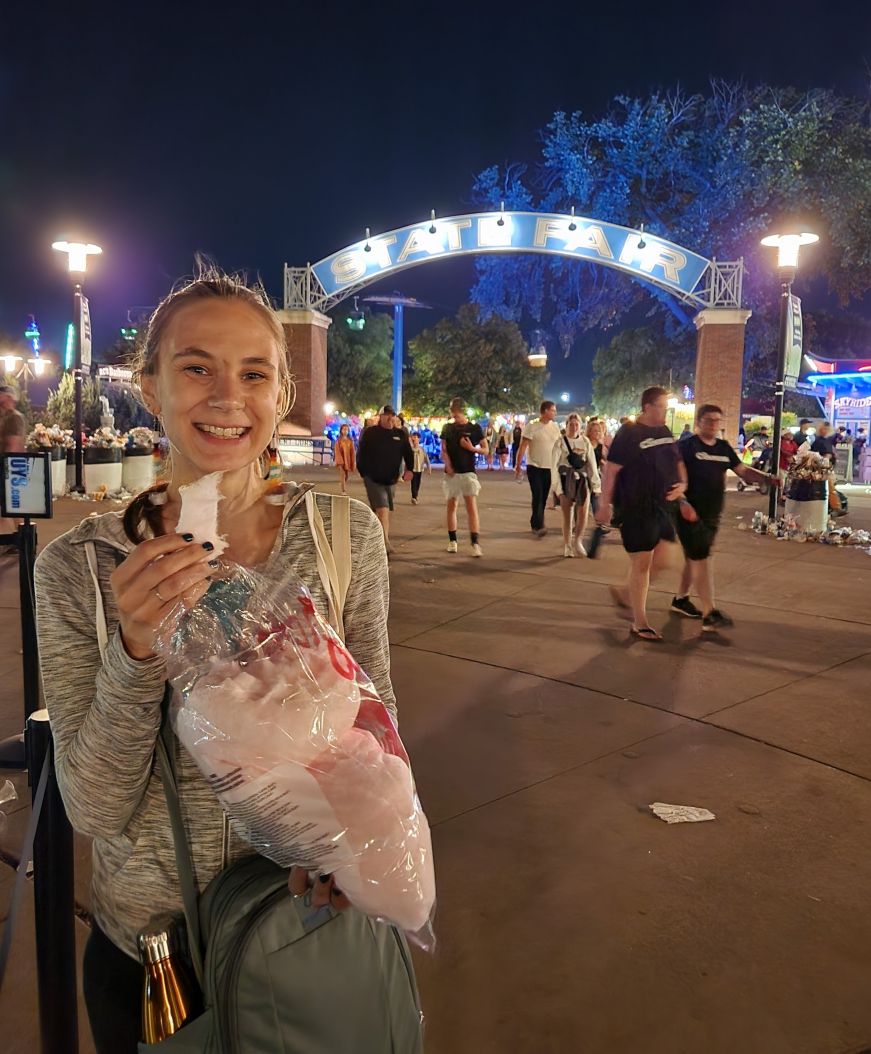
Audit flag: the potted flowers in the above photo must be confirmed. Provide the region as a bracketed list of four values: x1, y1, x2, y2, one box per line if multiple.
[783, 448, 831, 533]
[83, 427, 126, 493]
[122, 426, 157, 492]
[27, 423, 74, 497]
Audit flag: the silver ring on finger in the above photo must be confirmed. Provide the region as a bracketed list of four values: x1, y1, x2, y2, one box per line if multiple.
[154, 587, 166, 604]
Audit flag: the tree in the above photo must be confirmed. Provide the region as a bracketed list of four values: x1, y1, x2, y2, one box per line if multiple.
[591, 325, 695, 418]
[44, 372, 102, 430]
[471, 83, 871, 386]
[404, 305, 544, 415]
[326, 309, 393, 413]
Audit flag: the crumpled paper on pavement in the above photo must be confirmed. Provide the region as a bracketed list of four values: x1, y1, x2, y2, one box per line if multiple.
[649, 802, 716, 824]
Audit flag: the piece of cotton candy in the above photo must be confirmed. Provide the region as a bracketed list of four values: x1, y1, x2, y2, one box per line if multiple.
[176, 471, 228, 557]
[177, 641, 360, 769]
[310, 727, 435, 933]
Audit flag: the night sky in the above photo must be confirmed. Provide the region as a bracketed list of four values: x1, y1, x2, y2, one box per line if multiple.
[2, 0, 868, 403]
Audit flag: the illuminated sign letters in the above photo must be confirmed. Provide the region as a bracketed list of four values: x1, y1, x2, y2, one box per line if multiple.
[315, 211, 710, 302]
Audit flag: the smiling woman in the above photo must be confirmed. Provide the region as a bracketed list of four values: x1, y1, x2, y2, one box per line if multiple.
[33, 263, 419, 1052]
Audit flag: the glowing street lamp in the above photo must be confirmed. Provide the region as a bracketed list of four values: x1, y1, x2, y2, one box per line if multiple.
[51, 240, 103, 273]
[2, 354, 22, 376]
[759, 230, 818, 518]
[52, 238, 103, 492]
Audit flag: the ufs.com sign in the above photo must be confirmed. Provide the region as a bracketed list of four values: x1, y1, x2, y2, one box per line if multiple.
[312, 211, 711, 301]
[2, 453, 51, 519]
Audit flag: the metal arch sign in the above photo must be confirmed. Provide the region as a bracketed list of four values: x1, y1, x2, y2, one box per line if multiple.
[310, 211, 711, 303]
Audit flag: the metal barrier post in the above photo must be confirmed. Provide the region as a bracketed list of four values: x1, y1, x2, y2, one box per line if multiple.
[27, 710, 79, 1054]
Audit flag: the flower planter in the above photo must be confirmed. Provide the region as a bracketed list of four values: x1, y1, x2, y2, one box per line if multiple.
[83, 447, 123, 493]
[122, 449, 156, 493]
[66, 451, 76, 490]
[784, 477, 828, 533]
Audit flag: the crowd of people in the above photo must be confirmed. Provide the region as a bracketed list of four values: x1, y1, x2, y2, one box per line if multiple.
[336, 390, 868, 640]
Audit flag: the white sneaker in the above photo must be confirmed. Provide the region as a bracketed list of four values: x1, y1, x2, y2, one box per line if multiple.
[446, 540, 458, 553]
[471, 543, 484, 557]
[574, 538, 588, 557]
[564, 544, 575, 558]
[411, 498, 419, 505]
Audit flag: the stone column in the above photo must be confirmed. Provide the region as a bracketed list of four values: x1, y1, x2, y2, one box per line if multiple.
[276, 309, 331, 435]
[693, 308, 752, 447]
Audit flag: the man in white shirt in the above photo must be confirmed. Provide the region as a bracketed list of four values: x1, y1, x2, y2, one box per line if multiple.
[515, 400, 561, 535]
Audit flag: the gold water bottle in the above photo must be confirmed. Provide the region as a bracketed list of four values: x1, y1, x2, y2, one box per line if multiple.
[137, 916, 201, 1044]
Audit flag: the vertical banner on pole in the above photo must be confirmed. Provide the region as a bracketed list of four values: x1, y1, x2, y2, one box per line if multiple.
[784, 295, 802, 389]
[80, 295, 92, 369]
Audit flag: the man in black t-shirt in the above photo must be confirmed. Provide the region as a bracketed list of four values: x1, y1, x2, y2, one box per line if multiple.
[356, 403, 414, 554]
[596, 386, 689, 641]
[672, 403, 779, 630]
[440, 397, 488, 556]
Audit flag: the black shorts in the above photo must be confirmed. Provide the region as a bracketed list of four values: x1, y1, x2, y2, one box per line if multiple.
[618, 506, 675, 554]
[675, 512, 720, 560]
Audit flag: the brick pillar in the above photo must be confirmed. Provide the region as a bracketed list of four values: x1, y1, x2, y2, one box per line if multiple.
[693, 308, 752, 447]
[276, 309, 331, 435]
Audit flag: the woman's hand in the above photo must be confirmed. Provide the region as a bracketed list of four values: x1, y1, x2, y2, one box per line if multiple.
[288, 867, 351, 912]
[109, 533, 216, 661]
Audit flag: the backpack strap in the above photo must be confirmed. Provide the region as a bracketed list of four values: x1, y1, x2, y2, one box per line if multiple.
[86, 542, 205, 984]
[85, 541, 109, 662]
[155, 695, 206, 988]
[305, 491, 352, 642]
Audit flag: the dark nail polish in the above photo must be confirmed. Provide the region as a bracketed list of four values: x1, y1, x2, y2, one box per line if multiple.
[181, 533, 194, 542]
[208, 559, 219, 568]
[202, 541, 214, 552]
[318, 874, 330, 884]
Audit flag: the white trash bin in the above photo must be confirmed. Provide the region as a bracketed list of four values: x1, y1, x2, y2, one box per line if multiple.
[122, 451, 156, 493]
[784, 477, 829, 533]
[83, 448, 123, 493]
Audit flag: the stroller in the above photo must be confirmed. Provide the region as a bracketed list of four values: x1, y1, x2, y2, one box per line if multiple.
[736, 444, 772, 494]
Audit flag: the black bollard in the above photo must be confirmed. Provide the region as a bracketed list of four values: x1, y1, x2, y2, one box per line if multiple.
[27, 711, 79, 1054]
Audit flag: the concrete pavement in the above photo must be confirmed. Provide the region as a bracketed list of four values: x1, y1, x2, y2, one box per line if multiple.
[1, 469, 870, 1053]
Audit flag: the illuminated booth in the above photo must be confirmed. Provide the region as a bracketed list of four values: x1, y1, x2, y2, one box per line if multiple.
[805, 355, 871, 434]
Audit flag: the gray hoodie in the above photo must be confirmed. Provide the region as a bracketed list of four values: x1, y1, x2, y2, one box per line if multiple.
[34, 492, 393, 959]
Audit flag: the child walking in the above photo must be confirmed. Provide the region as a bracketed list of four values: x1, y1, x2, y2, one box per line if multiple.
[410, 433, 431, 504]
[334, 423, 356, 494]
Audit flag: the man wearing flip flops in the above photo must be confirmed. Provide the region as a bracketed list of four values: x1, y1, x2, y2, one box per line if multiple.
[595, 386, 689, 642]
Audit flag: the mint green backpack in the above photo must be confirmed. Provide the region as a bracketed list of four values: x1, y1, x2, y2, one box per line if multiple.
[140, 711, 423, 1054]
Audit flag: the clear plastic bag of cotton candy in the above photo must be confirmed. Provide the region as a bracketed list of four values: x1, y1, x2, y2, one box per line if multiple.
[154, 485, 435, 947]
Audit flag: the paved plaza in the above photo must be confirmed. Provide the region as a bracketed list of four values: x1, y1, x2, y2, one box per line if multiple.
[2, 468, 871, 1053]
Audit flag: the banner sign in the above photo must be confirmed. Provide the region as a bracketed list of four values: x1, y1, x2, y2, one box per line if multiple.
[834, 396, 871, 409]
[312, 212, 711, 302]
[784, 294, 803, 388]
[1, 452, 53, 519]
[81, 295, 92, 368]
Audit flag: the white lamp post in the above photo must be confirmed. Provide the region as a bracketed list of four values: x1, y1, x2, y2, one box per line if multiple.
[52, 240, 102, 491]
[759, 231, 818, 517]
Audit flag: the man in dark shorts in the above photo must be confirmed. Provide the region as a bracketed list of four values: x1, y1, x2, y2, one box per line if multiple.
[595, 386, 688, 641]
[672, 403, 779, 630]
[356, 403, 413, 554]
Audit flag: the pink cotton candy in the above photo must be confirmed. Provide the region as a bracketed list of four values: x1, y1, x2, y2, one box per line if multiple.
[309, 729, 435, 933]
[181, 640, 360, 768]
